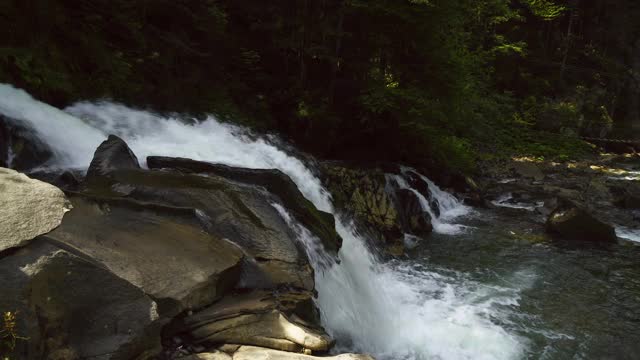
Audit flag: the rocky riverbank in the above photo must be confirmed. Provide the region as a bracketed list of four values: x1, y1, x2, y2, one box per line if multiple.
[473, 154, 640, 243]
[0, 129, 451, 359]
[0, 134, 352, 360]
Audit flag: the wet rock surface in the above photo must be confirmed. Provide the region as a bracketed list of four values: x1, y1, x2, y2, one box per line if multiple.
[320, 162, 403, 249]
[147, 156, 341, 256]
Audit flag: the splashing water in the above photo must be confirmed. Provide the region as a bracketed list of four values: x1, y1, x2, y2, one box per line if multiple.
[0, 83, 525, 360]
[390, 171, 472, 235]
[491, 193, 544, 212]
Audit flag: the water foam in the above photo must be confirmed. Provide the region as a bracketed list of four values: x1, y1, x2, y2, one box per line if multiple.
[0, 83, 525, 360]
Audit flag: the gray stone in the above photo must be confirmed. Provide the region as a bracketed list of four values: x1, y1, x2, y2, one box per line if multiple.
[0, 239, 161, 360]
[45, 193, 245, 315]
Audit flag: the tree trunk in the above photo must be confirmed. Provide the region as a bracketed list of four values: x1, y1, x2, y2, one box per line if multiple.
[560, 1, 579, 81]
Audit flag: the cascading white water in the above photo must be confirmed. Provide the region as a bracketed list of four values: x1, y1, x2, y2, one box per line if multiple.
[0, 83, 525, 360]
[391, 171, 472, 235]
[0, 85, 107, 168]
[5, 136, 15, 169]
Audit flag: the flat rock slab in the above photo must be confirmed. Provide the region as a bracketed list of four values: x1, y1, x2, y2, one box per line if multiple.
[0, 167, 71, 251]
[189, 346, 375, 360]
[178, 290, 328, 352]
[45, 193, 244, 314]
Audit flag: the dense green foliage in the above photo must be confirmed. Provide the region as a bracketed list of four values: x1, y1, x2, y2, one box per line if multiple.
[1, 0, 638, 174]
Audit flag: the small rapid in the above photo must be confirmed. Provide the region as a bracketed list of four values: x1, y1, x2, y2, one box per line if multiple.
[0, 84, 525, 360]
[390, 171, 472, 235]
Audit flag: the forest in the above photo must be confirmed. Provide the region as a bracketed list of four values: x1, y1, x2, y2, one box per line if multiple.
[1, 0, 639, 174]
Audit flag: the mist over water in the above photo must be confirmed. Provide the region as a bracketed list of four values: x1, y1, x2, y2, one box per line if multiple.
[0, 83, 525, 360]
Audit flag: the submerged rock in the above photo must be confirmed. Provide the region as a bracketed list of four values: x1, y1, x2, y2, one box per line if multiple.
[0, 167, 71, 252]
[546, 204, 617, 242]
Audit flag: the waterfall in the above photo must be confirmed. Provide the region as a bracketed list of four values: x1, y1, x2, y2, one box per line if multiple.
[0, 83, 525, 360]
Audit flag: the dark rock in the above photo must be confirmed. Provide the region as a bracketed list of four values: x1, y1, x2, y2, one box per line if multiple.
[0, 115, 53, 170]
[546, 204, 616, 242]
[611, 182, 640, 209]
[147, 156, 341, 255]
[403, 170, 443, 217]
[28, 169, 83, 191]
[85, 134, 140, 186]
[393, 189, 433, 237]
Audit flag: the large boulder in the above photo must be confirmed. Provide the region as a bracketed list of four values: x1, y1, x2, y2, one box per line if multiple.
[85, 167, 318, 291]
[0, 167, 71, 252]
[174, 291, 330, 353]
[0, 239, 162, 360]
[321, 163, 402, 248]
[185, 346, 375, 360]
[546, 204, 617, 242]
[146, 156, 341, 255]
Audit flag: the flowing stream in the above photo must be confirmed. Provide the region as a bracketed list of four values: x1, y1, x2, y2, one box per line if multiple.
[1, 83, 639, 360]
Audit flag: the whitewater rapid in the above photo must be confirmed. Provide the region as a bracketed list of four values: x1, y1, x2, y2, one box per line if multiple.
[0, 84, 525, 360]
